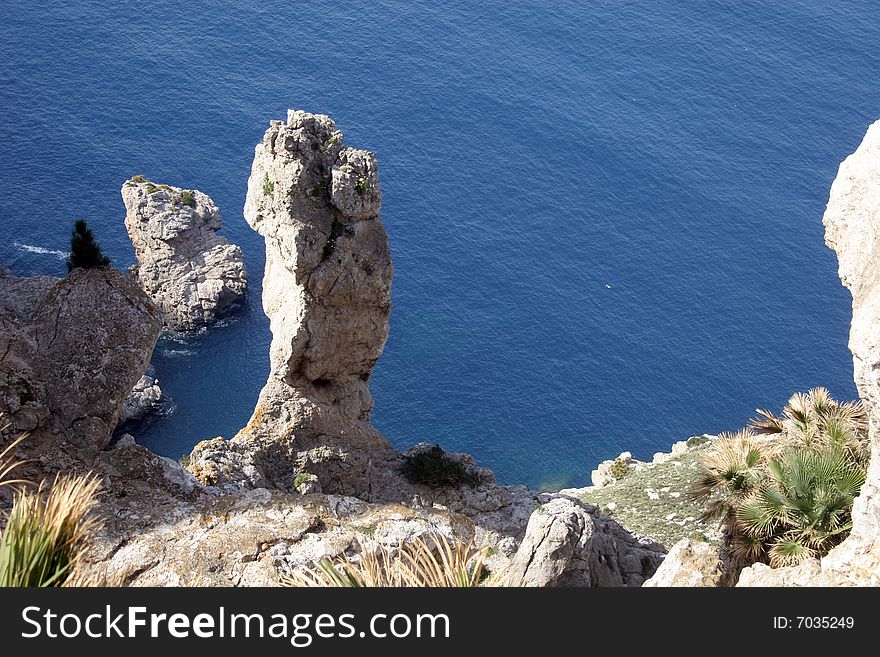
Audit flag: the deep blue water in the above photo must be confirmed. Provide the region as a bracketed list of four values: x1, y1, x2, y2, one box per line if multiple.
[2, 1, 878, 489]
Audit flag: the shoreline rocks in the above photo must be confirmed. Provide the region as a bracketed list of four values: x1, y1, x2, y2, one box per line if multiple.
[119, 374, 164, 425]
[121, 179, 247, 331]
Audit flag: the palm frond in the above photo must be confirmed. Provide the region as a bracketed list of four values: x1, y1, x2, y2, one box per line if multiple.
[749, 409, 785, 434]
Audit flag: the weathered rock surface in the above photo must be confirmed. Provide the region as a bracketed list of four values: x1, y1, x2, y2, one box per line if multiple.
[504, 498, 594, 586]
[121, 180, 247, 330]
[822, 118, 880, 567]
[119, 374, 164, 424]
[736, 560, 823, 587]
[643, 538, 722, 587]
[738, 118, 880, 586]
[3, 113, 667, 589]
[77, 441, 663, 587]
[80, 441, 480, 587]
[188, 110, 397, 497]
[0, 267, 162, 473]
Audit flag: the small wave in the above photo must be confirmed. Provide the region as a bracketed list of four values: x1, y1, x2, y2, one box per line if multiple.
[161, 349, 196, 358]
[14, 241, 69, 260]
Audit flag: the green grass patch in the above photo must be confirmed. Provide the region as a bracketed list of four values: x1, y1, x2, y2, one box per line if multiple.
[579, 444, 720, 549]
[179, 190, 196, 207]
[309, 177, 330, 199]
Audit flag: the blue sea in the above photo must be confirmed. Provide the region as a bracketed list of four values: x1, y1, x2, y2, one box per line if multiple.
[2, 1, 878, 489]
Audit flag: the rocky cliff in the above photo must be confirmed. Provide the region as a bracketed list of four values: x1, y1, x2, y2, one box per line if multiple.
[121, 180, 247, 330]
[1, 112, 673, 587]
[735, 119, 880, 586]
[187, 110, 398, 497]
[0, 267, 162, 476]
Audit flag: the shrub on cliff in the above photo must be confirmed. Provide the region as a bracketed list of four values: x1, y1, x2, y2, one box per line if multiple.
[691, 388, 869, 580]
[401, 445, 480, 487]
[66, 219, 110, 272]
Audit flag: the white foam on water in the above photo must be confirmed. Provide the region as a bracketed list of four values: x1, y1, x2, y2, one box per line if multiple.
[14, 241, 69, 260]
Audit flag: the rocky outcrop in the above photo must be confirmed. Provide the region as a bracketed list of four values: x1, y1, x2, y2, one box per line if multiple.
[80, 440, 479, 587]
[738, 118, 880, 586]
[3, 112, 668, 589]
[188, 110, 396, 497]
[80, 439, 663, 587]
[822, 119, 880, 574]
[643, 538, 722, 587]
[121, 180, 247, 331]
[736, 560, 824, 587]
[503, 498, 594, 586]
[0, 267, 162, 474]
[119, 374, 164, 424]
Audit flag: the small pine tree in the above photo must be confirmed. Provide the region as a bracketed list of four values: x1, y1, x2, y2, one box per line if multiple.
[66, 219, 110, 273]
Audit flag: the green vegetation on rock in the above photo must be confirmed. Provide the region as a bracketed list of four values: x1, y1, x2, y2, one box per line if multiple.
[179, 190, 196, 208]
[579, 443, 718, 549]
[401, 445, 479, 488]
[692, 388, 868, 577]
[66, 219, 110, 273]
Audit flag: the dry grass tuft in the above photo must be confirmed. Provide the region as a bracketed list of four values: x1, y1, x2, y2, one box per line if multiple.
[284, 533, 487, 587]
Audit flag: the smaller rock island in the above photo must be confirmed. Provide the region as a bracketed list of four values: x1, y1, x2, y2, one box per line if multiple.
[121, 178, 248, 331]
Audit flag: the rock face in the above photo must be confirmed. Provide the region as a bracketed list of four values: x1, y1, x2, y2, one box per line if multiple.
[739, 118, 880, 586]
[79, 441, 663, 587]
[119, 374, 164, 424]
[121, 180, 247, 330]
[3, 113, 668, 589]
[188, 110, 396, 496]
[504, 498, 594, 586]
[643, 538, 722, 587]
[0, 267, 162, 472]
[499, 496, 663, 587]
[812, 118, 880, 585]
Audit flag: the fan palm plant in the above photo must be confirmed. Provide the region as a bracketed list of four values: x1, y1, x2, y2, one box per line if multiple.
[1, 414, 104, 587]
[750, 387, 868, 458]
[736, 445, 866, 567]
[690, 429, 769, 535]
[693, 389, 869, 582]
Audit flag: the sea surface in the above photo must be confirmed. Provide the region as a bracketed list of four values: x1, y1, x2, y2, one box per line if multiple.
[2, 1, 878, 489]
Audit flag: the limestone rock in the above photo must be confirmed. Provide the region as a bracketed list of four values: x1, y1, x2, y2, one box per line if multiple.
[817, 118, 880, 584]
[188, 110, 397, 496]
[591, 451, 636, 488]
[121, 179, 247, 330]
[735, 118, 880, 587]
[642, 538, 722, 587]
[504, 498, 594, 586]
[586, 508, 666, 586]
[498, 495, 662, 587]
[823, 119, 880, 541]
[0, 267, 162, 472]
[736, 560, 823, 587]
[119, 374, 163, 424]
